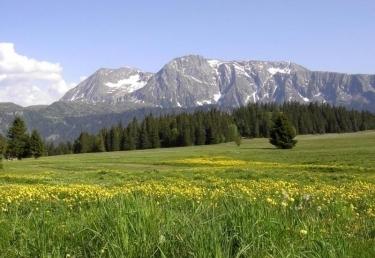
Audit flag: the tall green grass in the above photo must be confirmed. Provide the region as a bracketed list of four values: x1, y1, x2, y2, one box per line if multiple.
[1, 195, 374, 257]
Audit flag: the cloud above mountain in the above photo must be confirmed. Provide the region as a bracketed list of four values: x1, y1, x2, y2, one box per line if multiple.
[0, 42, 74, 106]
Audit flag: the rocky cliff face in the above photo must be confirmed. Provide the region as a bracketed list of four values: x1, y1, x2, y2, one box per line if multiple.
[60, 55, 375, 112]
[61, 67, 154, 105]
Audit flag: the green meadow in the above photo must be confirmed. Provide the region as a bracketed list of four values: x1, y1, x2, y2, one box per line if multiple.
[1, 131, 374, 257]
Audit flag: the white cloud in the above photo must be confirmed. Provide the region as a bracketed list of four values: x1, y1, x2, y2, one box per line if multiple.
[0, 42, 75, 106]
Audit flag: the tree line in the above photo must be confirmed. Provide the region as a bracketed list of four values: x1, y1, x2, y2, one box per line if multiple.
[233, 102, 375, 138]
[1, 102, 374, 162]
[71, 102, 375, 154]
[72, 109, 241, 154]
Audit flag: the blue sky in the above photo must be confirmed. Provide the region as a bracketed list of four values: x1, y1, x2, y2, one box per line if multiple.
[0, 0, 374, 105]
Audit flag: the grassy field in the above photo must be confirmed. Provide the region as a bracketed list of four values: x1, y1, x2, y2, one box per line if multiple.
[0, 131, 375, 257]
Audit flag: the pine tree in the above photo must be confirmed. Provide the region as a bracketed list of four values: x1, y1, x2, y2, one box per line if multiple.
[177, 117, 192, 146]
[148, 117, 160, 148]
[195, 125, 206, 145]
[122, 127, 131, 150]
[6, 117, 30, 159]
[120, 128, 127, 150]
[121, 118, 139, 150]
[100, 128, 111, 151]
[170, 127, 179, 147]
[73, 132, 93, 153]
[110, 126, 121, 151]
[182, 126, 192, 146]
[228, 124, 241, 146]
[151, 130, 160, 148]
[93, 135, 105, 152]
[269, 113, 297, 149]
[139, 122, 150, 149]
[29, 130, 44, 158]
[130, 118, 139, 150]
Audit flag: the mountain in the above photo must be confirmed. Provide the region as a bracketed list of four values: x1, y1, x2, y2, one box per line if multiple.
[61, 67, 154, 106]
[1, 55, 374, 142]
[61, 55, 375, 112]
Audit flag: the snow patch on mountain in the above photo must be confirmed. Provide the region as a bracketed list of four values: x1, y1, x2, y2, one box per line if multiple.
[207, 59, 222, 68]
[245, 95, 251, 103]
[314, 92, 322, 97]
[252, 92, 258, 102]
[268, 67, 291, 75]
[105, 74, 147, 93]
[232, 63, 248, 75]
[196, 100, 212, 106]
[297, 92, 310, 102]
[214, 93, 222, 102]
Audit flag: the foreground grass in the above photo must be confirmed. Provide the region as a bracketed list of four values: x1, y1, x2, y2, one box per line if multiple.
[1, 131, 375, 257]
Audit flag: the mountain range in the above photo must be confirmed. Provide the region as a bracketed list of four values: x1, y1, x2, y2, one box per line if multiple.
[62, 55, 375, 111]
[1, 55, 374, 142]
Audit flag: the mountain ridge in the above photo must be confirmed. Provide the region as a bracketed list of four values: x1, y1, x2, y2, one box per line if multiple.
[60, 55, 375, 112]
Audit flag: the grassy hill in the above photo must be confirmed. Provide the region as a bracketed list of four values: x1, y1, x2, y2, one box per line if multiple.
[0, 131, 375, 257]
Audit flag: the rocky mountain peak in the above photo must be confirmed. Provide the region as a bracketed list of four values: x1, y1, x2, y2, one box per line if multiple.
[61, 67, 153, 104]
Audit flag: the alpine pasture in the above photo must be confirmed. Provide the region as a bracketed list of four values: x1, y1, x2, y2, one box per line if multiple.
[0, 131, 374, 257]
